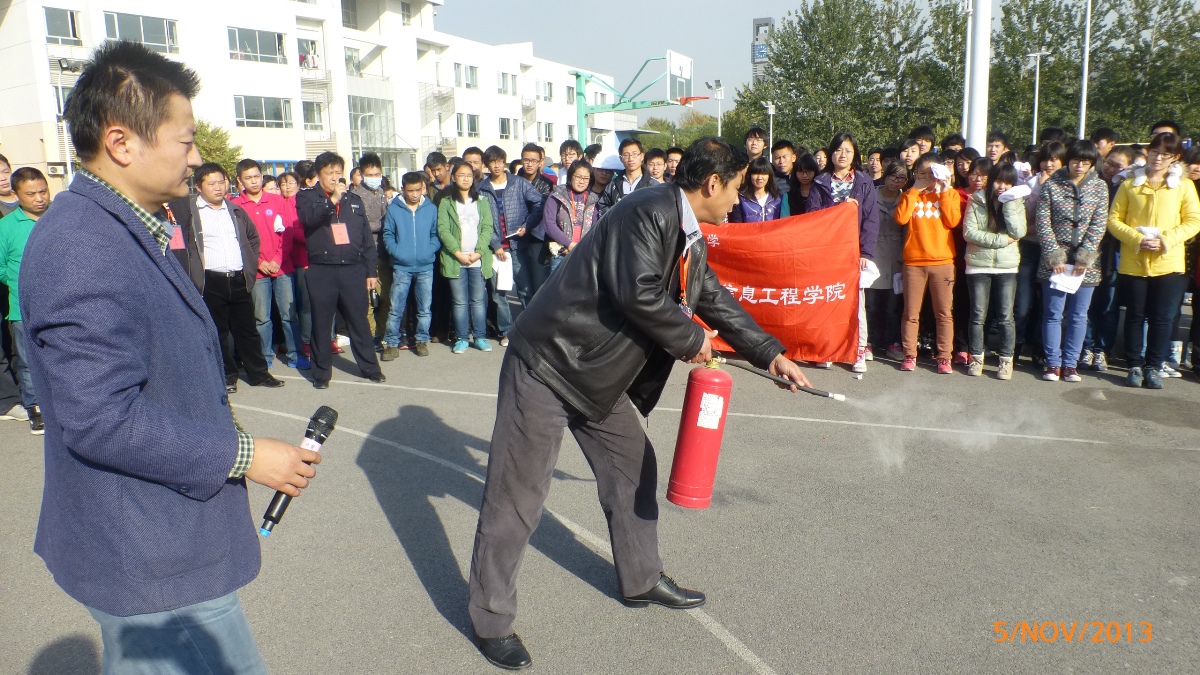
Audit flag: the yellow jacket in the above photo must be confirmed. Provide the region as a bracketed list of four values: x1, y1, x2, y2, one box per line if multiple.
[1107, 166, 1200, 277]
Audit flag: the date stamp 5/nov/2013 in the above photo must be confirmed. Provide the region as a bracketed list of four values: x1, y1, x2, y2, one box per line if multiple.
[993, 621, 1153, 644]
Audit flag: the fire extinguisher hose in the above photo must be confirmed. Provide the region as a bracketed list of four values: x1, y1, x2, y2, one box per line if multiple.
[716, 356, 847, 401]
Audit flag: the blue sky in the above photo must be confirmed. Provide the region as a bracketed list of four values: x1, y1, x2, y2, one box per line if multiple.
[433, 0, 804, 123]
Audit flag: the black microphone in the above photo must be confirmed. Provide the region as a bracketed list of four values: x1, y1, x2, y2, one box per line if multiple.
[259, 405, 338, 537]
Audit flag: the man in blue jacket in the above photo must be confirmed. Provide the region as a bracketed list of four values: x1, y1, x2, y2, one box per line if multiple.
[19, 41, 320, 673]
[381, 171, 440, 359]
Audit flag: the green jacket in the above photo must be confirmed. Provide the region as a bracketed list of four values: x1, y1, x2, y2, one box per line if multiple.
[963, 191, 1026, 271]
[437, 196, 494, 279]
[0, 207, 37, 320]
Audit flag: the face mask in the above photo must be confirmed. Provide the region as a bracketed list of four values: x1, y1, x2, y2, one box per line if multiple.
[364, 176, 383, 190]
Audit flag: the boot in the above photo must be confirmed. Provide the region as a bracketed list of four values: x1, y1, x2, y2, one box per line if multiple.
[997, 356, 1014, 380]
[967, 353, 984, 377]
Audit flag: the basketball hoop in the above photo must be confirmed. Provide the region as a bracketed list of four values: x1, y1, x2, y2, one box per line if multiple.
[677, 96, 709, 107]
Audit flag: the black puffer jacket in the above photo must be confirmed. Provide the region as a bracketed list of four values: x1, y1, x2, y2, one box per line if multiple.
[510, 184, 784, 421]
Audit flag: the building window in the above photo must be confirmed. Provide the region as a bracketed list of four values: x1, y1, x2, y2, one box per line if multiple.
[298, 38, 321, 69]
[341, 0, 358, 30]
[228, 28, 286, 64]
[566, 86, 575, 104]
[456, 113, 464, 137]
[348, 95, 397, 150]
[45, 8, 82, 46]
[510, 74, 518, 96]
[454, 63, 462, 88]
[302, 101, 323, 131]
[567, 125, 576, 140]
[543, 82, 553, 103]
[465, 66, 478, 90]
[235, 96, 293, 128]
[467, 114, 480, 138]
[345, 47, 361, 77]
[53, 84, 74, 115]
[400, 2, 412, 26]
[497, 72, 509, 95]
[594, 92, 607, 106]
[104, 12, 178, 53]
[537, 122, 553, 143]
[499, 118, 514, 140]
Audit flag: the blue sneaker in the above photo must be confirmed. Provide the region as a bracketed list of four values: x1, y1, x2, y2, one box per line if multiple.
[287, 355, 311, 370]
[473, 338, 493, 352]
[452, 340, 469, 354]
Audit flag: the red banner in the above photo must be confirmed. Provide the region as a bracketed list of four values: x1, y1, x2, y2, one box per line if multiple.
[701, 202, 860, 363]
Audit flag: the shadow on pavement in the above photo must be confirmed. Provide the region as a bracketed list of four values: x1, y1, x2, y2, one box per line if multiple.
[357, 405, 618, 639]
[28, 634, 99, 675]
[1062, 386, 1200, 430]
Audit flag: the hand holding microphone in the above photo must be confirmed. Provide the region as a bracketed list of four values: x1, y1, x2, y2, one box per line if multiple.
[250, 406, 338, 536]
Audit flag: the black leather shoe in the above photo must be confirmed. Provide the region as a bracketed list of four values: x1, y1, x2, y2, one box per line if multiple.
[225, 379, 238, 394]
[251, 375, 285, 388]
[367, 372, 386, 383]
[622, 573, 706, 609]
[475, 634, 531, 671]
[313, 379, 330, 390]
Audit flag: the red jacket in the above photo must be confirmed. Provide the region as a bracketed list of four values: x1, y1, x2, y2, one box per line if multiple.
[281, 197, 307, 273]
[231, 191, 290, 278]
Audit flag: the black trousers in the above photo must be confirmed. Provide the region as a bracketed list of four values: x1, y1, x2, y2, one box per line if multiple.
[1121, 272, 1188, 369]
[307, 263, 380, 381]
[469, 350, 663, 639]
[202, 271, 270, 384]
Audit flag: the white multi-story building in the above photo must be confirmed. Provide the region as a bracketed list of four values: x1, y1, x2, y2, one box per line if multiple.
[0, 0, 625, 191]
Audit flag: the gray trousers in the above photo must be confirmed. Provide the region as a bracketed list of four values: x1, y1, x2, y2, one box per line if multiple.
[468, 350, 663, 638]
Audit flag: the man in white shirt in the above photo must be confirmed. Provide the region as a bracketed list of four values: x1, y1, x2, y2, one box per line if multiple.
[167, 163, 283, 392]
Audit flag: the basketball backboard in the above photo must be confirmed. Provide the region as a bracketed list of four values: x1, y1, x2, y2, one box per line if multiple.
[666, 50, 693, 105]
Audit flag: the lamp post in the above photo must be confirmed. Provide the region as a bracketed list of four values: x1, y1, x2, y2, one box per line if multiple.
[1027, 48, 1051, 144]
[763, 100, 775, 149]
[705, 80, 724, 138]
[351, 111, 375, 164]
[1078, 0, 1093, 137]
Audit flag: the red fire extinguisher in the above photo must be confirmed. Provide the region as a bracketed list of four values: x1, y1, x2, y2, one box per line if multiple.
[668, 359, 733, 509]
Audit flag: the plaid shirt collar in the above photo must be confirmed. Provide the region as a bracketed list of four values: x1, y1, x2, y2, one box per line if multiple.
[77, 168, 171, 255]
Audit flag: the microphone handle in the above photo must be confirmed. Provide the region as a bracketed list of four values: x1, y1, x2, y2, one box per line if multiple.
[259, 435, 323, 536]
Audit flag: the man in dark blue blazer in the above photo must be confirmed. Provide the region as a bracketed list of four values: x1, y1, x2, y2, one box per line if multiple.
[19, 41, 321, 673]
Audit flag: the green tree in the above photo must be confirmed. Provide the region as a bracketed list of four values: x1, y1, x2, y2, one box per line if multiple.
[193, 119, 243, 179]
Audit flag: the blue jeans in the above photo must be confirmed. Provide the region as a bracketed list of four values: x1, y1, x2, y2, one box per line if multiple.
[489, 276, 514, 336]
[450, 267, 487, 341]
[252, 274, 299, 364]
[384, 269, 433, 345]
[86, 591, 267, 675]
[1042, 282, 1095, 369]
[1083, 264, 1121, 356]
[967, 274, 1017, 357]
[510, 237, 548, 308]
[9, 320, 35, 407]
[1015, 240, 1042, 352]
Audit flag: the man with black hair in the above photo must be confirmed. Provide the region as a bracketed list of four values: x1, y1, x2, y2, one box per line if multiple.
[170, 163, 281, 393]
[0, 167, 52, 434]
[425, 151, 451, 192]
[664, 146, 684, 181]
[644, 148, 668, 182]
[909, 125, 935, 154]
[20, 40, 319, 672]
[463, 146, 485, 179]
[940, 133, 966, 153]
[232, 158, 304, 371]
[479, 145, 546, 339]
[1151, 120, 1181, 137]
[745, 126, 767, 161]
[1090, 127, 1118, 159]
[557, 139, 583, 182]
[1039, 127, 1068, 144]
[771, 139, 797, 197]
[584, 143, 602, 163]
[518, 143, 554, 195]
[296, 151, 385, 388]
[986, 131, 1010, 162]
[600, 138, 659, 211]
[467, 137, 811, 671]
[351, 152, 391, 344]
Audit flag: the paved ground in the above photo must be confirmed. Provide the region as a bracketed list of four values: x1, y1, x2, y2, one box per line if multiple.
[4, 333, 1200, 674]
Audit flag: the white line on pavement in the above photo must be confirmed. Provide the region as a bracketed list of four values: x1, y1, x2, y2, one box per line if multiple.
[234, 403, 779, 675]
[269, 375, 1106, 445]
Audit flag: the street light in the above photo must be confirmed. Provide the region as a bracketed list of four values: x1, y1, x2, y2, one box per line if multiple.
[762, 100, 775, 149]
[351, 111, 375, 164]
[1078, 0, 1093, 137]
[705, 80, 724, 138]
[1027, 47, 1051, 144]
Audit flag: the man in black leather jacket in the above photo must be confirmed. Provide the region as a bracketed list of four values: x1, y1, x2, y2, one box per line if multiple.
[469, 138, 811, 670]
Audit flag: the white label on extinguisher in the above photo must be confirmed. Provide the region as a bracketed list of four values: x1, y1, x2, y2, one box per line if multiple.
[696, 393, 724, 429]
